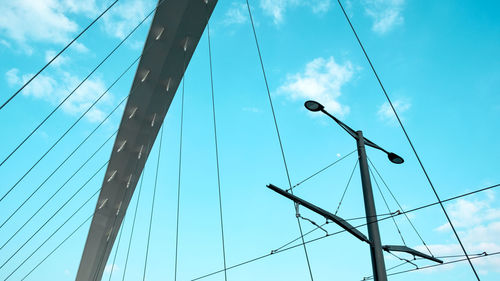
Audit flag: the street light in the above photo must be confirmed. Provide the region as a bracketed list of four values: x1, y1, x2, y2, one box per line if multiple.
[268, 100, 441, 281]
[305, 100, 403, 164]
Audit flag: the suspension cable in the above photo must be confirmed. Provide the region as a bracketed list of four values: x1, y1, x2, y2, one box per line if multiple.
[334, 0, 478, 278]
[121, 164, 146, 281]
[0, 0, 120, 112]
[290, 150, 357, 191]
[107, 211, 126, 281]
[367, 157, 433, 256]
[0, 42, 144, 204]
[20, 213, 94, 281]
[3, 184, 102, 280]
[245, 1, 314, 279]
[143, 125, 164, 281]
[191, 182, 500, 280]
[0, 0, 165, 170]
[0, 129, 117, 249]
[368, 166, 406, 245]
[174, 51, 186, 281]
[334, 159, 358, 215]
[206, 14, 228, 281]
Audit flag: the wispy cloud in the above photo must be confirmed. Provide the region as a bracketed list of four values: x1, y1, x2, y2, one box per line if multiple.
[260, 0, 331, 25]
[0, 0, 99, 52]
[277, 56, 354, 117]
[363, 0, 405, 34]
[6, 68, 113, 123]
[224, 3, 248, 25]
[417, 192, 500, 273]
[102, 0, 150, 40]
[377, 99, 410, 123]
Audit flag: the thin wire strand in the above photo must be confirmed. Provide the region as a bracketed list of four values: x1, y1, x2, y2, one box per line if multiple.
[4, 186, 102, 280]
[0, 129, 117, 249]
[142, 125, 164, 281]
[174, 51, 186, 281]
[107, 215, 126, 281]
[334, 0, 478, 278]
[0, 38, 144, 203]
[245, 1, 314, 279]
[368, 166, 406, 245]
[290, 150, 357, 191]
[20, 214, 94, 281]
[367, 157, 433, 256]
[0, 161, 108, 271]
[334, 159, 358, 215]
[121, 167, 146, 281]
[0, 0, 119, 112]
[206, 18, 228, 281]
[191, 182, 500, 280]
[0, 0, 161, 171]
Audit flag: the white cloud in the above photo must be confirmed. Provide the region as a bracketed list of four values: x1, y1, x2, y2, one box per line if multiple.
[363, 0, 404, 34]
[5, 68, 113, 123]
[102, 0, 150, 40]
[259, 0, 331, 25]
[417, 193, 500, 273]
[377, 99, 410, 123]
[277, 56, 354, 116]
[0, 0, 99, 51]
[224, 3, 248, 25]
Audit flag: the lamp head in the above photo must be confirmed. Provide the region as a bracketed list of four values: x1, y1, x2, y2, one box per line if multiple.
[304, 100, 324, 112]
[388, 152, 404, 164]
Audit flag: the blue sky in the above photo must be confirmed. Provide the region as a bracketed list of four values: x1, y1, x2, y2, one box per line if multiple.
[0, 0, 499, 280]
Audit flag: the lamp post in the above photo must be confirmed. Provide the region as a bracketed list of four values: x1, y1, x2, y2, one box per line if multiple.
[304, 100, 403, 281]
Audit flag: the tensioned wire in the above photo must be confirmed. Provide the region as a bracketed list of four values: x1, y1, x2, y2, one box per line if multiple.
[367, 157, 434, 256]
[191, 182, 500, 280]
[2, 162, 108, 280]
[0, 0, 167, 172]
[0, 0, 120, 112]
[1, 63, 146, 248]
[174, 49, 186, 281]
[16, 181, 499, 280]
[0, 129, 117, 250]
[245, 1, 314, 279]
[334, 0, 478, 278]
[142, 125, 164, 281]
[205, 8, 228, 281]
[0, 50, 141, 232]
[368, 166, 406, 245]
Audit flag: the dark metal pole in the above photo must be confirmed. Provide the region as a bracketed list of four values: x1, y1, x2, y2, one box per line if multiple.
[356, 130, 387, 281]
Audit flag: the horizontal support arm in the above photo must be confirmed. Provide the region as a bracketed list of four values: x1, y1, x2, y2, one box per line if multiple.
[267, 184, 370, 244]
[382, 245, 443, 264]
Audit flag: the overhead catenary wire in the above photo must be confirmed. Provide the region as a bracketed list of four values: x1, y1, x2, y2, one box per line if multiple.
[245, 1, 314, 279]
[206, 16, 228, 281]
[368, 157, 434, 256]
[334, 0, 478, 278]
[0, 0, 120, 112]
[0, 0, 165, 171]
[334, 159, 358, 215]
[0, 129, 117, 249]
[191, 182, 500, 280]
[290, 150, 357, 191]
[363, 251, 500, 280]
[142, 125, 164, 281]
